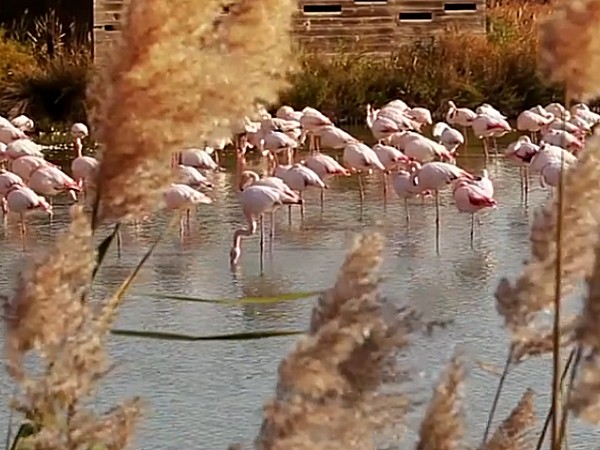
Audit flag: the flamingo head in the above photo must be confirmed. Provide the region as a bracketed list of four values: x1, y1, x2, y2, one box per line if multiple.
[239, 170, 259, 191]
[230, 246, 241, 266]
[38, 197, 53, 215]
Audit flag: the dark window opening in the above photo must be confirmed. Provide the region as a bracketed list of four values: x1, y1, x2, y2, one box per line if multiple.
[399, 11, 433, 21]
[354, 0, 387, 3]
[444, 3, 477, 12]
[303, 4, 342, 14]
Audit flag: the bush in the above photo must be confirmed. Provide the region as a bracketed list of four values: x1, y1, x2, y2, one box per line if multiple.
[0, 30, 36, 84]
[278, 2, 564, 122]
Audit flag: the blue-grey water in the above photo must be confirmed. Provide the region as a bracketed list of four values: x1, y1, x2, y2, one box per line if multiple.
[0, 130, 597, 449]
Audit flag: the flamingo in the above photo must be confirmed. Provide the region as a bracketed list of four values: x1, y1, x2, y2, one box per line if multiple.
[0, 170, 24, 220]
[385, 99, 410, 111]
[342, 142, 385, 201]
[0, 125, 27, 145]
[164, 183, 212, 236]
[452, 170, 497, 246]
[516, 110, 553, 142]
[446, 101, 477, 145]
[571, 103, 600, 129]
[407, 107, 433, 128]
[0, 143, 8, 167]
[470, 113, 512, 157]
[300, 107, 333, 152]
[303, 153, 349, 207]
[390, 132, 454, 163]
[5, 185, 52, 234]
[28, 166, 81, 202]
[544, 119, 587, 138]
[230, 184, 302, 267]
[391, 165, 425, 222]
[504, 136, 540, 201]
[476, 103, 507, 120]
[366, 105, 400, 142]
[373, 143, 411, 197]
[5, 139, 44, 160]
[262, 130, 300, 166]
[11, 156, 55, 182]
[376, 106, 420, 132]
[432, 122, 464, 155]
[316, 125, 357, 150]
[545, 102, 568, 120]
[70, 123, 98, 195]
[178, 148, 220, 171]
[409, 161, 474, 253]
[529, 143, 577, 175]
[174, 165, 213, 190]
[541, 129, 584, 154]
[11, 115, 34, 133]
[273, 163, 326, 218]
[276, 105, 303, 122]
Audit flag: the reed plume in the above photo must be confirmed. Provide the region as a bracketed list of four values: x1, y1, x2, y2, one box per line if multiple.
[538, 0, 600, 102]
[90, 0, 295, 223]
[415, 353, 465, 450]
[495, 135, 600, 335]
[255, 232, 409, 450]
[3, 206, 142, 450]
[480, 389, 535, 450]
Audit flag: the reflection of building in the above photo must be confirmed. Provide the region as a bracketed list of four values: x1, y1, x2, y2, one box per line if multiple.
[295, 0, 486, 52]
[92, 0, 485, 62]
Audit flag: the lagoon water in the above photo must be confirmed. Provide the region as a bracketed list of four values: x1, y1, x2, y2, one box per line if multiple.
[0, 133, 598, 449]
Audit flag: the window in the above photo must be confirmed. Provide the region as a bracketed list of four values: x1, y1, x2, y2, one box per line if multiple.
[303, 4, 343, 14]
[354, 0, 387, 3]
[444, 3, 477, 12]
[398, 11, 433, 22]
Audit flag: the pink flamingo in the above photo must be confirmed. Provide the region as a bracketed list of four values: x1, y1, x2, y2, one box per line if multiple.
[178, 148, 220, 171]
[5, 185, 52, 234]
[433, 122, 464, 155]
[0, 170, 24, 221]
[446, 101, 477, 146]
[389, 132, 454, 163]
[452, 170, 497, 246]
[391, 165, 426, 222]
[541, 129, 584, 154]
[409, 161, 474, 253]
[5, 139, 44, 160]
[303, 153, 350, 207]
[230, 184, 302, 267]
[0, 125, 27, 145]
[366, 105, 401, 142]
[273, 163, 326, 219]
[314, 125, 357, 151]
[28, 166, 81, 202]
[10, 156, 55, 182]
[276, 105, 303, 122]
[407, 107, 433, 128]
[71, 124, 98, 195]
[300, 107, 333, 152]
[11, 115, 34, 132]
[164, 183, 212, 236]
[174, 165, 213, 190]
[373, 143, 411, 197]
[342, 142, 385, 201]
[504, 136, 540, 202]
[516, 110, 553, 142]
[470, 113, 512, 158]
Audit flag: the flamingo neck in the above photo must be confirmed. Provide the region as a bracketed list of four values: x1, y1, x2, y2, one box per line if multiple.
[230, 218, 258, 262]
[73, 138, 83, 158]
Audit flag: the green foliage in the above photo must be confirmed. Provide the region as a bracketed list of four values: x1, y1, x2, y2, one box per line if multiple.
[0, 30, 36, 84]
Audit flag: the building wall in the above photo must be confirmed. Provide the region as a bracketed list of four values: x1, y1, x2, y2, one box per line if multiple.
[92, 0, 485, 62]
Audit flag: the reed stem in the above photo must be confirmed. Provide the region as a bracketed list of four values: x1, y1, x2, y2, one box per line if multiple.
[482, 348, 513, 444]
[536, 347, 576, 450]
[558, 346, 582, 447]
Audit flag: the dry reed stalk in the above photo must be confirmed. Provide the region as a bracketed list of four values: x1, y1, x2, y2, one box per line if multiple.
[480, 389, 536, 450]
[495, 135, 600, 334]
[568, 225, 600, 424]
[255, 233, 408, 450]
[415, 353, 465, 450]
[3, 206, 142, 450]
[91, 0, 295, 224]
[538, 0, 600, 102]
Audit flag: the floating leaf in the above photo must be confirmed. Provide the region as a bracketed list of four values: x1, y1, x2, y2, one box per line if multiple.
[137, 290, 320, 305]
[111, 329, 304, 341]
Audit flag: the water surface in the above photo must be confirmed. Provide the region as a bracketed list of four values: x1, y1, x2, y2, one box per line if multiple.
[0, 135, 597, 449]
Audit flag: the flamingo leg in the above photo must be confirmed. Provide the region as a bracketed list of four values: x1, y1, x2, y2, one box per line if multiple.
[470, 214, 475, 249]
[320, 189, 325, 212]
[299, 191, 305, 221]
[382, 171, 388, 200]
[435, 190, 440, 255]
[186, 208, 191, 232]
[483, 138, 489, 162]
[524, 166, 530, 205]
[116, 227, 122, 259]
[269, 211, 275, 252]
[404, 197, 410, 223]
[358, 173, 365, 203]
[288, 204, 292, 225]
[316, 135, 322, 152]
[259, 215, 265, 272]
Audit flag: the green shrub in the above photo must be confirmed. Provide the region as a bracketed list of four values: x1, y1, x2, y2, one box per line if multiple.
[0, 30, 36, 84]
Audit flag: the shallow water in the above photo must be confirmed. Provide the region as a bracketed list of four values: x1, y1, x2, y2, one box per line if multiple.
[0, 132, 598, 449]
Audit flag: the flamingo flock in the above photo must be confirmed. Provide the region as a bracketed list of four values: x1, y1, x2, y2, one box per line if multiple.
[0, 98, 596, 264]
